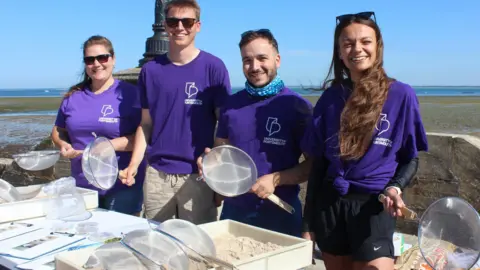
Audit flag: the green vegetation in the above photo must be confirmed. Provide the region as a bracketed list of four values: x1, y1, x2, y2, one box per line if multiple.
[0, 97, 62, 113]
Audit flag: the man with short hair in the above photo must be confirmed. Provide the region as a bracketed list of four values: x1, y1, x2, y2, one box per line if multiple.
[197, 29, 312, 237]
[120, 0, 231, 224]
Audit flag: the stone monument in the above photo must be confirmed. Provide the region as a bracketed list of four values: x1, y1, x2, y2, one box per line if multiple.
[113, 0, 171, 85]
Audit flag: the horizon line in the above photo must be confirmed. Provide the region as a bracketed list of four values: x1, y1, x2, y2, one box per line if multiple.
[1, 85, 480, 90]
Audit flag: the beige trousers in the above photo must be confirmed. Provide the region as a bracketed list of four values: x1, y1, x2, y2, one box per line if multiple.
[143, 166, 217, 225]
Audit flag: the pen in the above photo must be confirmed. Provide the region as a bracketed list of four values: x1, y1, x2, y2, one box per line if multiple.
[67, 242, 103, 251]
[50, 231, 76, 237]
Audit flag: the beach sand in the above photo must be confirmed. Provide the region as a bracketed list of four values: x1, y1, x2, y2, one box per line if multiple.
[0, 96, 479, 156]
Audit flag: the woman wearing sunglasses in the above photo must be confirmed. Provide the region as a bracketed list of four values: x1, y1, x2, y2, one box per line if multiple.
[301, 12, 428, 269]
[51, 35, 146, 216]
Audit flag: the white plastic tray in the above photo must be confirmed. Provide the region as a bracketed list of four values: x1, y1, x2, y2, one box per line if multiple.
[199, 220, 313, 270]
[0, 186, 98, 223]
[54, 219, 313, 270]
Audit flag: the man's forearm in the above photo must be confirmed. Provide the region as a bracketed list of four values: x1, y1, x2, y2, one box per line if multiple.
[129, 124, 151, 167]
[273, 156, 313, 186]
[110, 135, 135, 152]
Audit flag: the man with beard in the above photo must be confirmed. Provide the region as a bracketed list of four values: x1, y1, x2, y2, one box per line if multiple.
[197, 29, 312, 237]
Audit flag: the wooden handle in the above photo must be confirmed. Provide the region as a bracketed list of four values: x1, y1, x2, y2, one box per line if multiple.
[267, 194, 295, 214]
[378, 194, 417, 220]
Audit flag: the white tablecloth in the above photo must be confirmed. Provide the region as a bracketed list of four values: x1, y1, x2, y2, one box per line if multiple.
[0, 209, 150, 270]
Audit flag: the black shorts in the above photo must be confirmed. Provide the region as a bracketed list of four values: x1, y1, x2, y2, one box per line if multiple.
[313, 185, 396, 262]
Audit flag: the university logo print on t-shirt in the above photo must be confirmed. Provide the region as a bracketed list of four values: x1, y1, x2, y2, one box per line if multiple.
[373, 113, 392, 147]
[184, 82, 202, 105]
[263, 117, 286, 146]
[98, 105, 118, 123]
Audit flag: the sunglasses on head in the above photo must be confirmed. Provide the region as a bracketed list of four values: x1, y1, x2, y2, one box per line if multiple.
[83, 54, 111, 65]
[241, 28, 273, 38]
[165, 17, 197, 29]
[336, 11, 376, 24]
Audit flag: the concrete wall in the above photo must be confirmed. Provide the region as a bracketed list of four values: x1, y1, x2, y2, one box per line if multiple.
[395, 133, 480, 234]
[1, 133, 479, 235]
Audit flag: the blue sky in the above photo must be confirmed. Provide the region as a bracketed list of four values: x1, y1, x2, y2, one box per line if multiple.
[0, 0, 478, 88]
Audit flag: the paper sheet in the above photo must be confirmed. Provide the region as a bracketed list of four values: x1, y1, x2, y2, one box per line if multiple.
[15, 239, 91, 270]
[0, 228, 84, 260]
[0, 222, 42, 241]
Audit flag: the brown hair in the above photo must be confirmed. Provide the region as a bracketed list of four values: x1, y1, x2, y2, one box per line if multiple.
[164, 0, 201, 20]
[323, 16, 393, 160]
[64, 35, 114, 98]
[239, 29, 279, 52]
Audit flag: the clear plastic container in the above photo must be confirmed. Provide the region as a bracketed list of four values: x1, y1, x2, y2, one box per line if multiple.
[42, 177, 92, 221]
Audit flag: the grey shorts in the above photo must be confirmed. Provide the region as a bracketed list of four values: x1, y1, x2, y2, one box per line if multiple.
[143, 166, 217, 224]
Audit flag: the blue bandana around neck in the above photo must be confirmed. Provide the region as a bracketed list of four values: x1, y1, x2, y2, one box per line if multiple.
[245, 75, 285, 97]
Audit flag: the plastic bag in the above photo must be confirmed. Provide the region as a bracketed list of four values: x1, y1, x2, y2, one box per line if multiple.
[42, 177, 91, 221]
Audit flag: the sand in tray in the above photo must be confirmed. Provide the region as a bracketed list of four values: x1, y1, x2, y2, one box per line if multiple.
[186, 233, 283, 269]
[213, 233, 283, 263]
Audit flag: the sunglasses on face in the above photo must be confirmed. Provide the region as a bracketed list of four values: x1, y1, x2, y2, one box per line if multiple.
[336, 11, 376, 24]
[241, 28, 272, 38]
[165, 17, 197, 29]
[83, 54, 111, 65]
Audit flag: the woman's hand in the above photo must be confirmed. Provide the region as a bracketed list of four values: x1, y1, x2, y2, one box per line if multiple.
[382, 187, 406, 217]
[60, 143, 83, 159]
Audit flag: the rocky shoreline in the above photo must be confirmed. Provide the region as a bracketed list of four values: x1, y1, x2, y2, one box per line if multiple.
[0, 137, 71, 187]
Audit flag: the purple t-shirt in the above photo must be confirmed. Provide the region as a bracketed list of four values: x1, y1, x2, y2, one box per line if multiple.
[216, 88, 313, 209]
[302, 81, 428, 195]
[137, 51, 231, 174]
[55, 79, 147, 196]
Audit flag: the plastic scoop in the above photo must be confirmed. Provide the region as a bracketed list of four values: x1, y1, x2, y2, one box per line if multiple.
[202, 145, 295, 214]
[12, 150, 60, 171]
[82, 135, 118, 191]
